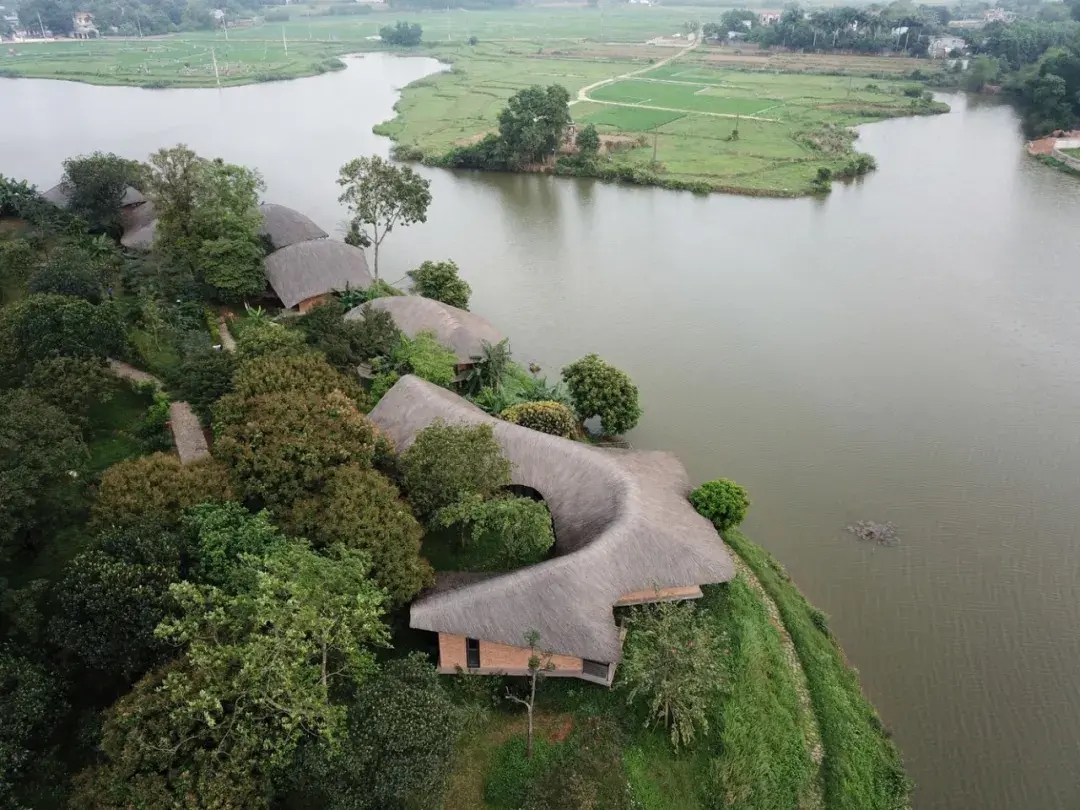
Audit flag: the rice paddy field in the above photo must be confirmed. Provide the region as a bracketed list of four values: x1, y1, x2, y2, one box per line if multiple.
[1, 5, 950, 192]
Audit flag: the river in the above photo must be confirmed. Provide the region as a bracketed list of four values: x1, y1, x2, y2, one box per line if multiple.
[3, 53, 1080, 810]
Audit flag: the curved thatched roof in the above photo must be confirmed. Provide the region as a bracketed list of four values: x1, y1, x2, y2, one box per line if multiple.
[369, 375, 735, 663]
[258, 203, 328, 251]
[121, 219, 157, 251]
[263, 239, 372, 309]
[41, 183, 146, 209]
[346, 296, 505, 364]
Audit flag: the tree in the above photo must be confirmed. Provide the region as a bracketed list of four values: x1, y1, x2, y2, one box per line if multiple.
[168, 346, 236, 423]
[0, 390, 87, 559]
[146, 145, 265, 301]
[689, 478, 750, 531]
[285, 464, 433, 606]
[60, 152, 145, 234]
[500, 400, 579, 439]
[576, 123, 601, 156]
[213, 389, 377, 510]
[49, 550, 176, 683]
[380, 20, 422, 46]
[0, 239, 35, 304]
[184, 502, 286, 592]
[27, 246, 104, 303]
[231, 350, 369, 407]
[281, 654, 463, 810]
[90, 453, 233, 532]
[561, 353, 641, 437]
[234, 316, 311, 360]
[400, 421, 512, 521]
[17, 0, 76, 35]
[337, 155, 432, 280]
[407, 259, 472, 309]
[504, 631, 554, 760]
[0, 294, 126, 383]
[23, 355, 114, 422]
[390, 331, 458, 388]
[434, 494, 555, 571]
[74, 523, 388, 809]
[0, 648, 65, 808]
[498, 85, 572, 167]
[619, 599, 726, 748]
[298, 299, 402, 370]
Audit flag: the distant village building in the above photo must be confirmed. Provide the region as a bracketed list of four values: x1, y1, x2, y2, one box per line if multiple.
[757, 10, 782, 25]
[983, 8, 1016, 23]
[72, 11, 98, 38]
[928, 35, 966, 58]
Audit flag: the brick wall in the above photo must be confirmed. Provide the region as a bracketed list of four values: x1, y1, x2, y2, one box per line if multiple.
[613, 585, 703, 606]
[438, 633, 583, 675]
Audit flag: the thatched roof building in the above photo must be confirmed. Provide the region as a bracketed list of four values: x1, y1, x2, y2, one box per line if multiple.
[346, 296, 505, 365]
[41, 183, 146, 209]
[369, 375, 735, 668]
[263, 239, 372, 312]
[119, 200, 158, 251]
[258, 203, 329, 251]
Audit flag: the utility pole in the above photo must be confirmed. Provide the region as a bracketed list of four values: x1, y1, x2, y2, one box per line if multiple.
[652, 131, 658, 164]
[223, 14, 229, 41]
[136, 14, 143, 38]
[211, 47, 221, 86]
[36, 11, 45, 38]
[282, 25, 288, 55]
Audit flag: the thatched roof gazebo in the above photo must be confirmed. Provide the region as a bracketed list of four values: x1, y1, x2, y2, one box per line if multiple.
[346, 296, 506, 366]
[369, 375, 735, 682]
[258, 203, 329, 251]
[41, 183, 147, 209]
[263, 239, 373, 312]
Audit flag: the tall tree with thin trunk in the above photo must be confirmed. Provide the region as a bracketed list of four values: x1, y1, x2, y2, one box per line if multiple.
[337, 155, 432, 281]
[504, 630, 554, 759]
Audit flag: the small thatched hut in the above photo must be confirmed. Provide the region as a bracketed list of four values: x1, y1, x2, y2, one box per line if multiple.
[369, 375, 735, 685]
[263, 239, 372, 313]
[257, 203, 329, 251]
[346, 296, 505, 370]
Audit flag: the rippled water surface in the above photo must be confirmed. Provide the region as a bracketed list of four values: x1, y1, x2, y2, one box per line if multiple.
[4, 54, 1080, 810]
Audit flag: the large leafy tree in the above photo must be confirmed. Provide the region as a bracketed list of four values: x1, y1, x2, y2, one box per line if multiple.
[90, 453, 233, 532]
[400, 421, 512, 521]
[168, 346, 236, 423]
[618, 599, 726, 749]
[0, 390, 87, 559]
[17, 0, 76, 35]
[285, 464, 433, 606]
[213, 389, 377, 510]
[72, 514, 388, 810]
[22, 355, 114, 423]
[282, 654, 463, 810]
[0, 648, 65, 809]
[231, 351, 369, 407]
[337, 155, 432, 280]
[60, 152, 146, 234]
[297, 299, 402, 371]
[147, 145, 266, 302]
[407, 259, 472, 310]
[0, 293, 126, 383]
[498, 84, 572, 167]
[379, 20, 423, 46]
[561, 353, 642, 437]
[27, 245, 105, 303]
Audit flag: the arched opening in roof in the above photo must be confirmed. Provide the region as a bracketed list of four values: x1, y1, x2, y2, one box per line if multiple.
[501, 484, 559, 562]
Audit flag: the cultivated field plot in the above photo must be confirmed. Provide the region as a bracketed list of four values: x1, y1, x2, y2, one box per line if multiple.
[687, 46, 932, 76]
[589, 79, 784, 118]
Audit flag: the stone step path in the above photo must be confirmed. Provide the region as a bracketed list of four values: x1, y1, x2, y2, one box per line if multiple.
[218, 315, 236, 352]
[105, 358, 210, 465]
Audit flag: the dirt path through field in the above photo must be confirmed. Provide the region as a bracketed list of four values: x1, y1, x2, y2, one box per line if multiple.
[571, 38, 699, 106]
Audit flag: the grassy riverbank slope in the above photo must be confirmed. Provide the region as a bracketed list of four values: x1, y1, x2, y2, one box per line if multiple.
[434, 530, 909, 810]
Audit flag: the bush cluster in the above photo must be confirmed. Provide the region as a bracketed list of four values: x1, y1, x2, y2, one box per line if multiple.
[688, 478, 750, 532]
[500, 400, 579, 439]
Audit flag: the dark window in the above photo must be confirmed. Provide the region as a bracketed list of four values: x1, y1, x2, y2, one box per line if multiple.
[582, 659, 609, 679]
[466, 637, 481, 669]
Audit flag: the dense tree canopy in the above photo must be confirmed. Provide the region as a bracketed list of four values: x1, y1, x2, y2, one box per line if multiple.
[435, 493, 555, 571]
[27, 245, 106, 303]
[22, 355, 114, 423]
[400, 421, 513, 521]
[380, 20, 422, 46]
[60, 152, 146, 234]
[234, 316, 312, 359]
[231, 350, 369, 407]
[561, 353, 641, 437]
[297, 299, 402, 371]
[285, 464, 433, 606]
[407, 259, 472, 309]
[498, 85, 573, 167]
[0, 390, 87, 558]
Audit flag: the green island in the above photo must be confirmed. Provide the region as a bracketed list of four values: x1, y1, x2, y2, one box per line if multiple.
[0, 146, 909, 808]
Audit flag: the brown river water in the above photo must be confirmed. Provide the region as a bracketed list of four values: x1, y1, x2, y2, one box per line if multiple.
[3, 52, 1080, 810]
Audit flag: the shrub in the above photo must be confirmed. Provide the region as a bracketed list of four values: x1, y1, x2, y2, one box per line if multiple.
[485, 736, 557, 809]
[576, 123, 601, 155]
[213, 389, 376, 510]
[561, 353, 641, 437]
[619, 599, 726, 749]
[400, 421, 512, 521]
[0, 239, 36, 300]
[435, 494, 555, 571]
[135, 390, 172, 452]
[90, 453, 233, 532]
[500, 400, 579, 439]
[391, 331, 457, 388]
[297, 299, 401, 370]
[689, 478, 750, 531]
[370, 370, 400, 404]
[285, 464, 433, 605]
[27, 250, 104, 303]
[169, 347, 235, 423]
[407, 260, 472, 310]
[233, 317, 309, 360]
[23, 355, 114, 421]
[231, 351, 370, 410]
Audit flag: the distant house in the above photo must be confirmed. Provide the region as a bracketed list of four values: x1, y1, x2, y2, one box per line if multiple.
[72, 11, 97, 38]
[758, 10, 782, 25]
[368, 375, 737, 686]
[346, 296, 506, 376]
[928, 35, 966, 58]
[983, 8, 1016, 23]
